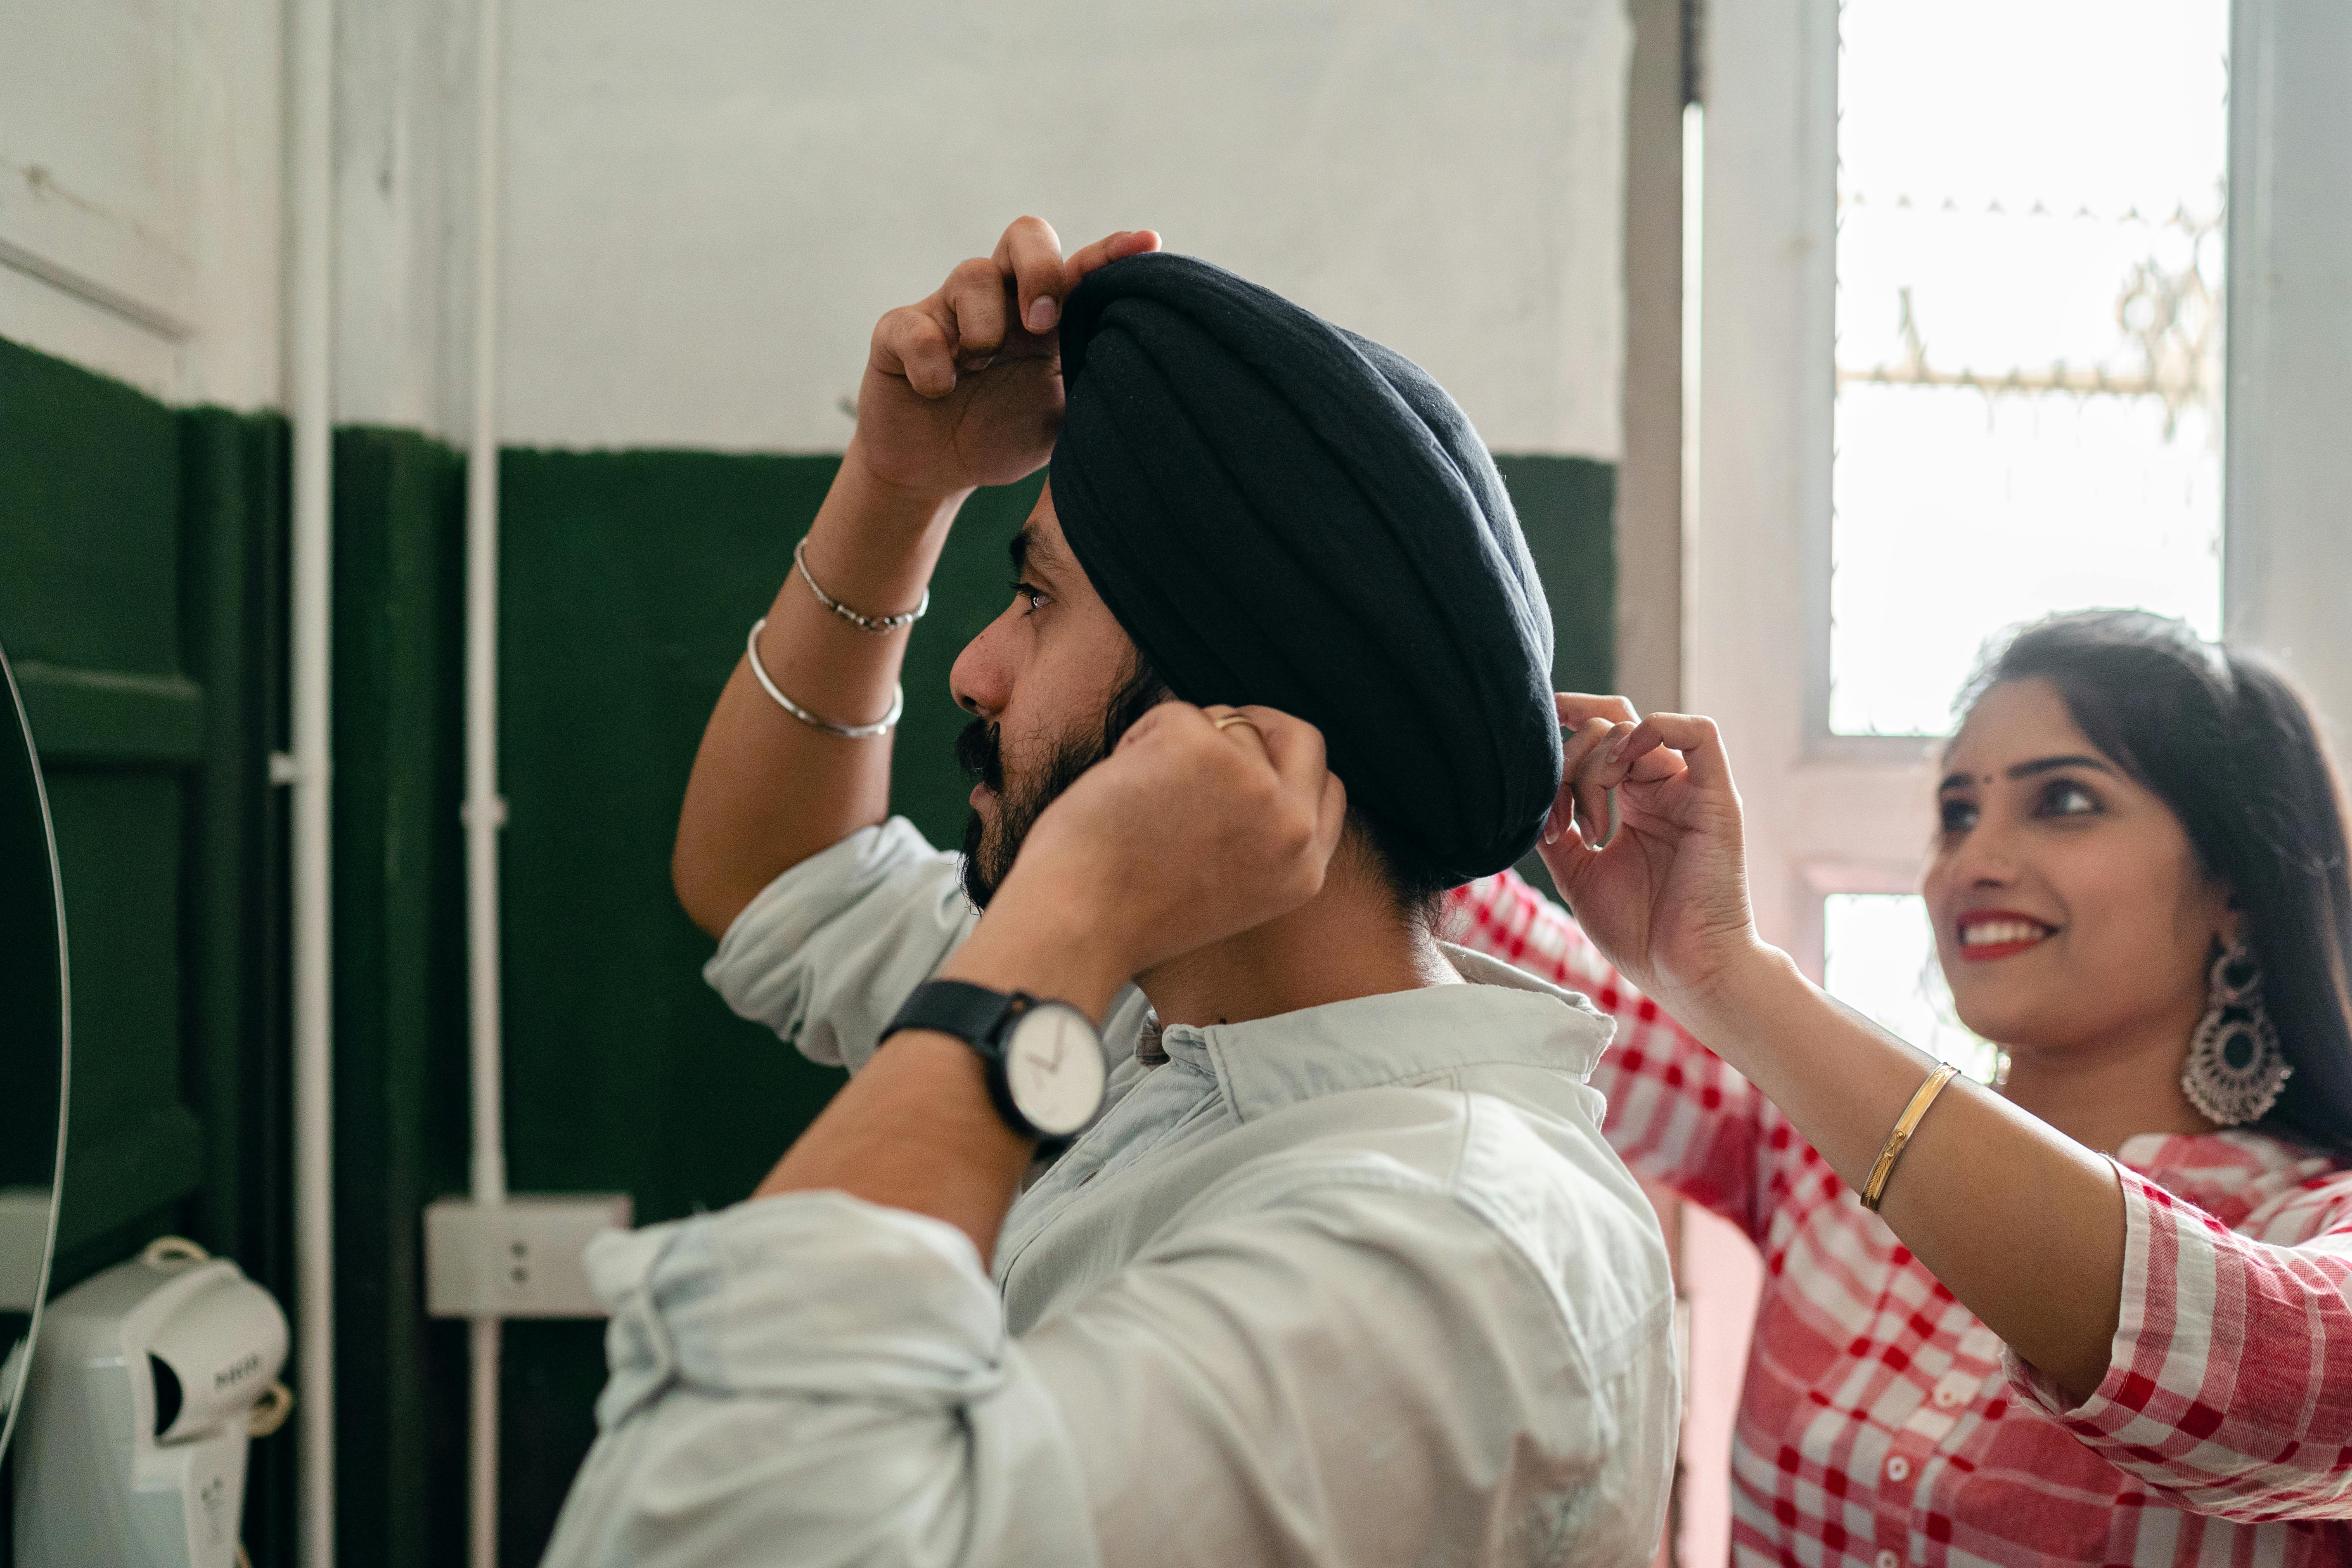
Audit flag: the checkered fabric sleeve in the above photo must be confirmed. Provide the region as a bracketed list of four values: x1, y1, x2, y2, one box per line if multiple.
[1446, 869, 1784, 1242]
[2005, 1155, 2352, 1521]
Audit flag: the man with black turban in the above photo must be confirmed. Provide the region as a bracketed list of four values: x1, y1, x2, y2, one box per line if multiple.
[547, 218, 1677, 1568]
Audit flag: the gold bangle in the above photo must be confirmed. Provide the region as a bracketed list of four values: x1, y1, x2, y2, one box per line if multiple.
[1860, 1062, 1960, 1213]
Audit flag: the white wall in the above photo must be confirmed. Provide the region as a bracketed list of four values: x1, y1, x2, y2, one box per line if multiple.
[490, 0, 1629, 456]
[0, 0, 284, 407]
[1, 1, 1632, 458]
[2225, 0, 2352, 766]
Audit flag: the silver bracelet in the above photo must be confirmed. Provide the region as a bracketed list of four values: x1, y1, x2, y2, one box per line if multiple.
[795, 537, 930, 633]
[745, 618, 904, 739]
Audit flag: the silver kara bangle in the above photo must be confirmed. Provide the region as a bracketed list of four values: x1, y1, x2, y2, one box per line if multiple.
[796, 537, 930, 633]
[745, 617, 904, 739]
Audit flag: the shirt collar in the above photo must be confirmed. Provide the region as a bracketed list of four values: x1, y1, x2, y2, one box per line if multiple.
[1148, 943, 1615, 1124]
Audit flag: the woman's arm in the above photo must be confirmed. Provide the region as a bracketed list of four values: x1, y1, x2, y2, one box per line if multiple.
[2008, 1164, 2352, 1518]
[1448, 872, 1777, 1240]
[1663, 945, 2131, 1404]
[1541, 703, 2129, 1404]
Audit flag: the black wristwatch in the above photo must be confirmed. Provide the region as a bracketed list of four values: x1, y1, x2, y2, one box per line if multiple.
[880, 980, 1107, 1141]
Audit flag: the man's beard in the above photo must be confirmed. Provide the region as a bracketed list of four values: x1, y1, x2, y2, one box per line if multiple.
[957, 661, 1170, 909]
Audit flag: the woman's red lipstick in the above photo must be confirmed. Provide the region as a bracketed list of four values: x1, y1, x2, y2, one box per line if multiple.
[1954, 909, 2058, 962]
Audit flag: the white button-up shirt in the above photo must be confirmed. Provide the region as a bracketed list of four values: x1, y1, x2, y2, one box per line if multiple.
[541, 820, 1679, 1568]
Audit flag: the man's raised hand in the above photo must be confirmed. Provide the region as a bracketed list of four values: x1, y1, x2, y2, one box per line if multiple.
[850, 218, 1161, 502]
[989, 703, 1348, 988]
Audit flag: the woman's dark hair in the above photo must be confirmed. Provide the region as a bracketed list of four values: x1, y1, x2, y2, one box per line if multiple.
[1956, 610, 2352, 1156]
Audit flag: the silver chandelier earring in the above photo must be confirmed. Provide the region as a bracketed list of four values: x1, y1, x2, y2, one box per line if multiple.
[2181, 938, 2293, 1127]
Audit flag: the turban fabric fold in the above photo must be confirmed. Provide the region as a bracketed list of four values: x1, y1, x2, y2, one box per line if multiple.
[1051, 252, 1563, 884]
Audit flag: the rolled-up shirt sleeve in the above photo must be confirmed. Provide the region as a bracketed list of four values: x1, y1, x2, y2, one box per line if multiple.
[2005, 1162, 2352, 1521]
[541, 1137, 1675, 1568]
[540, 1194, 1100, 1568]
[703, 817, 974, 1073]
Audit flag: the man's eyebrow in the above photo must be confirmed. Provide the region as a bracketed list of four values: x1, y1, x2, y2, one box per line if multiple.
[1008, 523, 1069, 580]
[2006, 754, 2117, 780]
[1937, 772, 1972, 792]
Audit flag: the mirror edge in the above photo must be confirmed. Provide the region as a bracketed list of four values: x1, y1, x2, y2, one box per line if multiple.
[0, 641, 71, 1463]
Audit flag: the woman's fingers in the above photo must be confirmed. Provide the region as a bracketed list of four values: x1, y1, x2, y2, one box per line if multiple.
[1592, 712, 1733, 797]
[1545, 716, 1617, 846]
[1561, 715, 1617, 775]
[1556, 692, 1639, 730]
[1546, 708, 1740, 850]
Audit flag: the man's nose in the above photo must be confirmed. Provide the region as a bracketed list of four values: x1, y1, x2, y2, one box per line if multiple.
[950, 616, 1012, 718]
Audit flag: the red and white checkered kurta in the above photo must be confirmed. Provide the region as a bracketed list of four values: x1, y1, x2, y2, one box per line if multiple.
[1448, 869, 2352, 1566]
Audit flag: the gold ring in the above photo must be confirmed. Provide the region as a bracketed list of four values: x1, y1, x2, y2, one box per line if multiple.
[1213, 713, 1262, 734]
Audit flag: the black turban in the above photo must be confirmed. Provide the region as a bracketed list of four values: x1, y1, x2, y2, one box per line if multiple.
[1050, 252, 1562, 884]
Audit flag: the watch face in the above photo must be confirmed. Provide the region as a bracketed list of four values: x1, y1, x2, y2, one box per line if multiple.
[1002, 1003, 1106, 1138]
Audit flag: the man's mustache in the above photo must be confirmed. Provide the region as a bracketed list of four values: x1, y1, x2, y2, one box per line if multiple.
[956, 717, 1004, 792]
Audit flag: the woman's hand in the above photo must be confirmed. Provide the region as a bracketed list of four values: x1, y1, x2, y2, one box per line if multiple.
[1536, 695, 1774, 1019]
[979, 703, 1349, 1003]
[847, 217, 1161, 505]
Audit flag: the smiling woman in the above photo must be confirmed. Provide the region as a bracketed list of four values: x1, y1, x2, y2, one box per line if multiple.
[1447, 607, 2352, 1563]
[1939, 610, 2352, 1152]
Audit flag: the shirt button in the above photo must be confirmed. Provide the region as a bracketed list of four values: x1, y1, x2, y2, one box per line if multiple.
[1885, 1455, 1911, 1482]
[1876, 1552, 1902, 1568]
[1932, 1370, 1978, 1408]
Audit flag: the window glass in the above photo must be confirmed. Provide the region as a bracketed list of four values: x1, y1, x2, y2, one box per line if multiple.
[1830, 0, 2230, 737]
[1822, 893, 2003, 1086]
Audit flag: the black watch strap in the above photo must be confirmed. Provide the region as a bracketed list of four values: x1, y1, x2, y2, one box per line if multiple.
[881, 979, 1027, 1060]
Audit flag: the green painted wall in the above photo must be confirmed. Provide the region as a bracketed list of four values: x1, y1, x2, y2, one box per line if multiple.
[0, 327, 1613, 1565]
[0, 338, 294, 1566]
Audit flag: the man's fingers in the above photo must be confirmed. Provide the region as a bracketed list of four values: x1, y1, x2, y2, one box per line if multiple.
[991, 216, 1068, 336]
[1310, 769, 1350, 870]
[1217, 704, 1345, 886]
[1066, 228, 1162, 282]
[872, 304, 960, 399]
[1226, 704, 1327, 797]
[940, 256, 1011, 365]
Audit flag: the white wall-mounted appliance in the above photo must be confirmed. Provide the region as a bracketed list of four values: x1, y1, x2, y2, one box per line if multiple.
[14, 1244, 289, 1568]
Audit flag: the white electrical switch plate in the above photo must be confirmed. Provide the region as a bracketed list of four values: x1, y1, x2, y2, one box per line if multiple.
[424, 1194, 632, 1319]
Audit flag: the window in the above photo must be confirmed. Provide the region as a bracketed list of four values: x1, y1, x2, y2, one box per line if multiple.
[1827, 0, 2231, 739]
[1823, 893, 2001, 1085]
